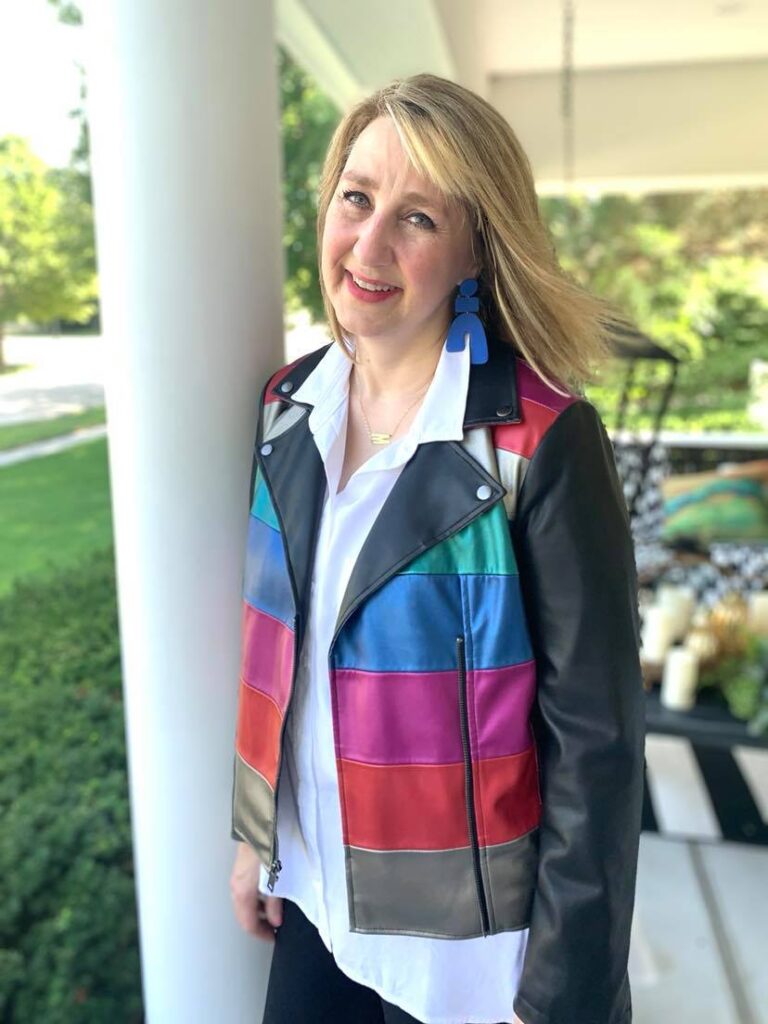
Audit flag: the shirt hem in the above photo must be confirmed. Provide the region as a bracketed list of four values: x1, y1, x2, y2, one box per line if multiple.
[275, 890, 519, 1024]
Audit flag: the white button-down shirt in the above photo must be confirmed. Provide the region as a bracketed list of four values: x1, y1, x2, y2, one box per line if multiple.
[258, 337, 529, 1024]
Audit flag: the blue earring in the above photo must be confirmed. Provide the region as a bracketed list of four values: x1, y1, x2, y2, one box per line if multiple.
[445, 279, 488, 365]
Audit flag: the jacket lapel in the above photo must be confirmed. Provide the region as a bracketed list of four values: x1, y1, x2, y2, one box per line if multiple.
[257, 413, 326, 618]
[332, 439, 506, 639]
[261, 334, 522, 634]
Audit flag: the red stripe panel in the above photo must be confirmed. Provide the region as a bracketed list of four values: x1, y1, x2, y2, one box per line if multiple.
[265, 356, 305, 404]
[240, 602, 294, 713]
[474, 747, 542, 847]
[339, 759, 470, 851]
[235, 681, 282, 788]
[493, 398, 558, 460]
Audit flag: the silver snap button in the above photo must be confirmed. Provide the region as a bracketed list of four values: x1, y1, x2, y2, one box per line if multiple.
[496, 405, 512, 417]
[260, 443, 273, 456]
[476, 484, 492, 501]
[280, 380, 294, 393]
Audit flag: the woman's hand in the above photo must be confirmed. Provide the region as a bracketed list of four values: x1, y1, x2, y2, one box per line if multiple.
[230, 841, 284, 942]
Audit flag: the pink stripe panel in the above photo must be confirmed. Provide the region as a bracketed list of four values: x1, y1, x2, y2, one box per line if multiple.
[333, 664, 536, 765]
[240, 601, 295, 713]
[469, 661, 537, 759]
[515, 358, 577, 414]
[334, 668, 464, 765]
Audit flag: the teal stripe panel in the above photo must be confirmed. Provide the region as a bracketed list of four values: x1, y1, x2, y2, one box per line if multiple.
[251, 470, 279, 531]
[401, 501, 518, 576]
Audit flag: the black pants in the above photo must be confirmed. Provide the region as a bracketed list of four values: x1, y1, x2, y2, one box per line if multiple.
[261, 898, 503, 1024]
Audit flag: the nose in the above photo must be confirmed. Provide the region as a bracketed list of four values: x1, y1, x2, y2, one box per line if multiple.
[352, 213, 393, 270]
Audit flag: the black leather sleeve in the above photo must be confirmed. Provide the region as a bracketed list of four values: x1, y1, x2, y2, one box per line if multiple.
[510, 399, 646, 1024]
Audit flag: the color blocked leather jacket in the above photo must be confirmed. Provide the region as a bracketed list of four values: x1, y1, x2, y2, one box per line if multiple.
[231, 334, 645, 1024]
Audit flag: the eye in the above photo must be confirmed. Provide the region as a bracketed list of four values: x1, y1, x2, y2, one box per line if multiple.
[339, 189, 436, 230]
[341, 189, 369, 209]
[406, 211, 436, 231]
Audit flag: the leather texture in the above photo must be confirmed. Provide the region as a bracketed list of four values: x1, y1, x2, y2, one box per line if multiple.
[509, 400, 644, 1024]
[231, 335, 645, 1024]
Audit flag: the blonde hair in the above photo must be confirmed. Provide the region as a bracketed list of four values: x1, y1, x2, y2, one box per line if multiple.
[316, 73, 619, 395]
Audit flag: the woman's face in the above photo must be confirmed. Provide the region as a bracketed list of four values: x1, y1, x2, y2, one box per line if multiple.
[321, 116, 477, 352]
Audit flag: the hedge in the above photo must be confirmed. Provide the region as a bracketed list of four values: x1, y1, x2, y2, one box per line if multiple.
[0, 547, 142, 1022]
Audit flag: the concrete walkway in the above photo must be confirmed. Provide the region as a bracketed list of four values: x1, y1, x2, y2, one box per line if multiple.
[0, 335, 106, 425]
[0, 424, 108, 468]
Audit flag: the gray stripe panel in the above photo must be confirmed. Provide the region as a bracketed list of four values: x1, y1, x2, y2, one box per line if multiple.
[496, 447, 529, 520]
[460, 426, 501, 480]
[460, 428, 530, 520]
[347, 830, 538, 938]
[264, 403, 306, 442]
[485, 828, 539, 931]
[231, 752, 275, 863]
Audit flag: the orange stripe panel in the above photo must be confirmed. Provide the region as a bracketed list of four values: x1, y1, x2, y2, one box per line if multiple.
[474, 747, 542, 847]
[339, 759, 470, 851]
[235, 680, 282, 788]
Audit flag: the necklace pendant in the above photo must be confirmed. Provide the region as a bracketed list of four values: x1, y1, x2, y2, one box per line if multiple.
[369, 431, 391, 445]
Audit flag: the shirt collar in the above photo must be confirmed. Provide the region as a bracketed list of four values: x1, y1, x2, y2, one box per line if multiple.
[291, 337, 470, 448]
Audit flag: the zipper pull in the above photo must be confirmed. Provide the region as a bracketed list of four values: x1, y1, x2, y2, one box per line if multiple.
[266, 857, 283, 892]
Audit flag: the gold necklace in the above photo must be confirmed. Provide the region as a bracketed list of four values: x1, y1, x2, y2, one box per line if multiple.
[354, 372, 434, 445]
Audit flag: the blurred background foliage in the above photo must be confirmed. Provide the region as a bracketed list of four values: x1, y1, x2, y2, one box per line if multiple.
[541, 191, 768, 431]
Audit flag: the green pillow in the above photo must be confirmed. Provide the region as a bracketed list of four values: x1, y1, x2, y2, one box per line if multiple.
[661, 470, 768, 543]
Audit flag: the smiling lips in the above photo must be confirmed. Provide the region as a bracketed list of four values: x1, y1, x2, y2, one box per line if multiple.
[345, 269, 402, 303]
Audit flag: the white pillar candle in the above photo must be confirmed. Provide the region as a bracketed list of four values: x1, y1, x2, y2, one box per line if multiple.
[661, 647, 699, 711]
[747, 592, 768, 636]
[641, 605, 676, 662]
[657, 584, 697, 640]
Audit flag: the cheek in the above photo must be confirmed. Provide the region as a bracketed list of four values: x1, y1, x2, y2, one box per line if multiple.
[321, 211, 353, 271]
[402, 247, 460, 303]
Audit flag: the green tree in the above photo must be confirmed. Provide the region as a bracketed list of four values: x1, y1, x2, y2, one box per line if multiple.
[279, 46, 340, 320]
[541, 191, 768, 430]
[0, 137, 97, 369]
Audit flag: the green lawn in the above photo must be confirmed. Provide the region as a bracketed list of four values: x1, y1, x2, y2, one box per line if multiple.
[0, 406, 107, 452]
[0, 438, 113, 595]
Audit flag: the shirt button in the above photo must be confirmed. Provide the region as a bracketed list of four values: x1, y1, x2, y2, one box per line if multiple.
[476, 484, 492, 501]
[260, 443, 273, 456]
[496, 405, 512, 417]
[280, 380, 294, 393]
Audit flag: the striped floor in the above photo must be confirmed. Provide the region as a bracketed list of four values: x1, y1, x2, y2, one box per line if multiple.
[643, 734, 768, 846]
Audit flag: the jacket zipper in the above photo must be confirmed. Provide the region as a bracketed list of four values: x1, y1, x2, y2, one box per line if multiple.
[456, 635, 490, 935]
[266, 609, 302, 892]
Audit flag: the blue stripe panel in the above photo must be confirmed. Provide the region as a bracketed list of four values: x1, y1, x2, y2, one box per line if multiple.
[251, 471, 280, 531]
[333, 573, 532, 672]
[243, 515, 294, 627]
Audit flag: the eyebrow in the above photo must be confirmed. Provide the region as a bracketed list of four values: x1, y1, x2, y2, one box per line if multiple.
[340, 170, 444, 210]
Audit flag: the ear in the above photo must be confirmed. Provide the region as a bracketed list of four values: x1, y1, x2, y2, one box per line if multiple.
[462, 262, 482, 283]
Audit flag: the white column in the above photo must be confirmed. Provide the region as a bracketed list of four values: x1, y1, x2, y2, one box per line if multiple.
[83, 1, 283, 1020]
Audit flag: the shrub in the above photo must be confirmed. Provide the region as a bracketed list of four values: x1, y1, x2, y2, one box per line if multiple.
[0, 548, 142, 1022]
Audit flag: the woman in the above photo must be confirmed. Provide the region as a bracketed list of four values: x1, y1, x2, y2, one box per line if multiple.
[229, 73, 645, 1024]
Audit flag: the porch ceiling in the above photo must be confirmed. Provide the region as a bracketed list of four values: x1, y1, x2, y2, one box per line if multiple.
[277, 0, 768, 193]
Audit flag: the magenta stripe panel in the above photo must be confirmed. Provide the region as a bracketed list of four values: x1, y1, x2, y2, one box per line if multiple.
[515, 358, 576, 414]
[334, 668, 464, 765]
[240, 601, 295, 713]
[470, 661, 537, 759]
[334, 663, 536, 765]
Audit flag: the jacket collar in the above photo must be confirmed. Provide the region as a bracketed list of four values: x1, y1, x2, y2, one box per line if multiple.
[259, 332, 519, 639]
[269, 332, 521, 428]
